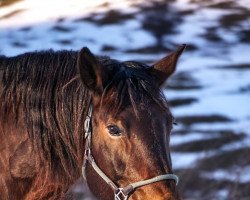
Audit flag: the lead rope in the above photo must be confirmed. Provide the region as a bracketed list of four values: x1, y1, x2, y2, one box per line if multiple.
[82, 105, 179, 200]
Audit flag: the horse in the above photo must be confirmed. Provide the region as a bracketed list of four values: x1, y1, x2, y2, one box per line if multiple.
[0, 44, 186, 200]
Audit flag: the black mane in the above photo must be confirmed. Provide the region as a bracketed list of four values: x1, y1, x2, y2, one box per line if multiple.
[0, 50, 90, 180]
[100, 61, 170, 118]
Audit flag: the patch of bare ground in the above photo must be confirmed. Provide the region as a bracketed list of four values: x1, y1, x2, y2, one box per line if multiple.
[11, 41, 27, 48]
[19, 26, 32, 32]
[169, 98, 198, 107]
[201, 27, 224, 43]
[238, 84, 250, 93]
[166, 71, 202, 90]
[207, 1, 237, 9]
[176, 115, 232, 127]
[0, 9, 24, 19]
[219, 10, 250, 29]
[138, 1, 182, 47]
[228, 181, 250, 200]
[0, 0, 21, 7]
[198, 147, 250, 171]
[57, 17, 65, 23]
[97, 2, 110, 8]
[214, 63, 250, 70]
[184, 43, 198, 52]
[56, 39, 73, 45]
[74, 10, 134, 25]
[239, 29, 250, 43]
[177, 168, 250, 200]
[167, 84, 202, 90]
[173, 129, 239, 136]
[101, 45, 117, 52]
[177, 169, 221, 199]
[74, 1, 184, 52]
[126, 43, 198, 54]
[181, 148, 250, 199]
[51, 25, 74, 33]
[172, 132, 246, 152]
[125, 45, 171, 54]
[177, 9, 195, 16]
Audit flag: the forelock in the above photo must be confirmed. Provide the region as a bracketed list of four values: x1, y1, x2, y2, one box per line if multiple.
[100, 61, 169, 117]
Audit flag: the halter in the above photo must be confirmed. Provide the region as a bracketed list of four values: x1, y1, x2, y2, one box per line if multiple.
[82, 105, 179, 200]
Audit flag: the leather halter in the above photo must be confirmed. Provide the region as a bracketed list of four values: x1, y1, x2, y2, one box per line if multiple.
[82, 105, 179, 200]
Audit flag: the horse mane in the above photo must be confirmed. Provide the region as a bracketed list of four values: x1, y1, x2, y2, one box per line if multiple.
[0, 50, 92, 197]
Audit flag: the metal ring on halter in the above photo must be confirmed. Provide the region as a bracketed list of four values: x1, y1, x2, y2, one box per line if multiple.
[84, 116, 91, 137]
[115, 188, 129, 200]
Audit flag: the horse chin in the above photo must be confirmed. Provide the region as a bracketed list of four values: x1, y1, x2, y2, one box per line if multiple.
[85, 166, 114, 200]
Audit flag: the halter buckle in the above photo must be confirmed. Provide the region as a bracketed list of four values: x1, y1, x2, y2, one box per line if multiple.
[84, 116, 91, 138]
[115, 188, 128, 200]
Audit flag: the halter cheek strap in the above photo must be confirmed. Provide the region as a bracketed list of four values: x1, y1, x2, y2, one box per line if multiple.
[82, 106, 179, 200]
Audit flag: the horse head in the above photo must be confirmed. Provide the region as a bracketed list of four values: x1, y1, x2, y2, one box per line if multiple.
[78, 45, 185, 200]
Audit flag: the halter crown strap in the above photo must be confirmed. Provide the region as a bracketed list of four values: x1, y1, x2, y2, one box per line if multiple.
[82, 105, 179, 200]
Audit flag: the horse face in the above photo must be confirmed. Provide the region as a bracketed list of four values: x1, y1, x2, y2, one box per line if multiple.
[78, 46, 185, 200]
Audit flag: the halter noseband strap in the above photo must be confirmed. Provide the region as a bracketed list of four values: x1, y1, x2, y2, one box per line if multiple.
[82, 105, 179, 200]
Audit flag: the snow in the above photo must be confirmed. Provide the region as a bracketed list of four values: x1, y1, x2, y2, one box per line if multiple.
[0, 0, 141, 28]
[171, 152, 203, 169]
[0, 0, 250, 195]
[202, 166, 250, 183]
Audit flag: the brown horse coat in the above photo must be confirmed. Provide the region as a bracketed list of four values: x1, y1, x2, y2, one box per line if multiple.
[0, 46, 185, 200]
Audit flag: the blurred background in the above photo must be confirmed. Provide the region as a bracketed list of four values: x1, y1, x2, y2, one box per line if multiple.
[0, 0, 250, 199]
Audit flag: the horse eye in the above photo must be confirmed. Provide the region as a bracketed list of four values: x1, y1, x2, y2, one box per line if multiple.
[107, 125, 122, 136]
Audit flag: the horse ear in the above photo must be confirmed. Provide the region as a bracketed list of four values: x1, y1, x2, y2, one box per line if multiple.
[151, 44, 186, 86]
[78, 47, 107, 94]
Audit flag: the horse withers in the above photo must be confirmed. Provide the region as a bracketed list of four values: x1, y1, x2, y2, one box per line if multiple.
[0, 45, 185, 200]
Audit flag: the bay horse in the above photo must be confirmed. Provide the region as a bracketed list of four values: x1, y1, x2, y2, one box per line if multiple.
[0, 45, 185, 200]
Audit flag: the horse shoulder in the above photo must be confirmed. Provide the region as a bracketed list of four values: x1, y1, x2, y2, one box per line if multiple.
[9, 139, 38, 179]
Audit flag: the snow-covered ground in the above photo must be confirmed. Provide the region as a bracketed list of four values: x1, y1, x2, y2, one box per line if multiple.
[1, 0, 250, 199]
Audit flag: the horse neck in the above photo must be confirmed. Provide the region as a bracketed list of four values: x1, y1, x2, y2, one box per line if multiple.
[0, 51, 91, 178]
[0, 56, 6, 102]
